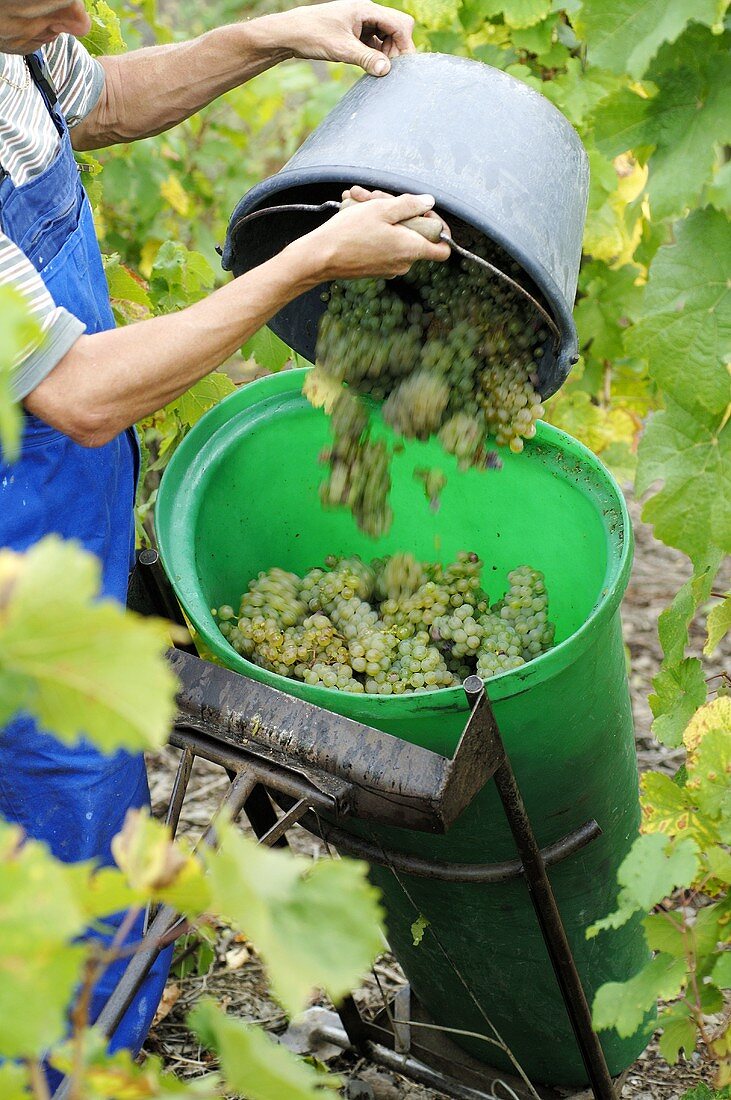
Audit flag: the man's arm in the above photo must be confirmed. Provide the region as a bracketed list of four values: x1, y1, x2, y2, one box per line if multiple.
[24, 193, 449, 445]
[72, 1, 415, 151]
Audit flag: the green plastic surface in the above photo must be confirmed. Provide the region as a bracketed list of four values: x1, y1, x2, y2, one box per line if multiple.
[156, 369, 650, 1086]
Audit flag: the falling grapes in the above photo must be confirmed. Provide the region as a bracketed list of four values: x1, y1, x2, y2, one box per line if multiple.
[308, 228, 549, 537]
[214, 552, 555, 696]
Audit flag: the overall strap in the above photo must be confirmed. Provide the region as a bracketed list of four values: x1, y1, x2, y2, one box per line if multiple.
[25, 50, 59, 112]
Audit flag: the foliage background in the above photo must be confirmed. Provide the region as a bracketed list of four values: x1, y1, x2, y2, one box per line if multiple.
[0, 0, 728, 1094]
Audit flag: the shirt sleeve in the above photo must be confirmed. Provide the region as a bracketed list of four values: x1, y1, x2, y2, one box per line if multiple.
[0, 230, 86, 401]
[43, 34, 105, 128]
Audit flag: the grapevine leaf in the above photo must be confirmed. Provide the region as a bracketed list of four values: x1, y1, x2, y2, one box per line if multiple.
[588, 834, 699, 936]
[592, 953, 686, 1037]
[478, 0, 551, 29]
[0, 1065, 30, 1100]
[0, 824, 87, 1058]
[540, 59, 622, 128]
[149, 241, 215, 314]
[82, 0, 126, 56]
[0, 285, 43, 461]
[650, 658, 707, 747]
[241, 327, 293, 373]
[574, 0, 724, 79]
[575, 261, 643, 365]
[0, 538, 178, 753]
[706, 594, 731, 656]
[110, 810, 211, 916]
[643, 912, 687, 957]
[640, 772, 692, 835]
[684, 697, 731, 756]
[167, 372, 237, 432]
[657, 552, 724, 666]
[686, 729, 731, 833]
[628, 207, 731, 421]
[51, 1032, 214, 1097]
[705, 845, 731, 886]
[190, 999, 338, 1099]
[705, 160, 731, 217]
[658, 1008, 697, 1063]
[412, 914, 430, 945]
[619, 834, 699, 909]
[104, 254, 152, 310]
[713, 952, 731, 990]
[204, 819, 384, 1016]
[594, 29, 731, 219]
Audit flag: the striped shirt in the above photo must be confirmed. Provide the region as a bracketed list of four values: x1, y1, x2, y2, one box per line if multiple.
[0, 36, 105, 400]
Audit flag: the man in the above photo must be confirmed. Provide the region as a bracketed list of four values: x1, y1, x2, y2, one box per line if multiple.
[0, 0, 449, 1077]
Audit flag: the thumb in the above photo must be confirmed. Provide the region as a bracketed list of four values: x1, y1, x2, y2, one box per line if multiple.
[351, 43, 391, 76]
[382, 193, 437, 224]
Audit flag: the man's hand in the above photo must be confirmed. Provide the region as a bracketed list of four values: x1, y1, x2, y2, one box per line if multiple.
[287, 191, 451, 281]
[260, 0, 416, 77]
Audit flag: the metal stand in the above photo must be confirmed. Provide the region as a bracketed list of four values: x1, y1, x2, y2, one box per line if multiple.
[52, 554, 619, 1100]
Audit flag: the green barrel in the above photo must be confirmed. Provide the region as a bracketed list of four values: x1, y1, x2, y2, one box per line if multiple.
[156, 369, 649, 1086]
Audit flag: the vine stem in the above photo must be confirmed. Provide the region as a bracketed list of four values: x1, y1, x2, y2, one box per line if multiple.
[26, 1061, 51, 1100]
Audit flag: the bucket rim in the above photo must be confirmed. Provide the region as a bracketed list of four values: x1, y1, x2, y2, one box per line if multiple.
[156, 368, 633, 714]
[224, 168, 579, 399]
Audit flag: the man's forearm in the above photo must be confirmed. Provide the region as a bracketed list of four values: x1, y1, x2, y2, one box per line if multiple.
[23, 239, 324, 445]
[72, 18, 293, 150]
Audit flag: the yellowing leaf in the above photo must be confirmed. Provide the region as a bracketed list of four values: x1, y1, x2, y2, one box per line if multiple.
[160, 175, 191, 217]
[111, 810, 210, 916]
[683, 697, 731, 756]
[303, 367, 344, 414]
[0, 538, 178, 754]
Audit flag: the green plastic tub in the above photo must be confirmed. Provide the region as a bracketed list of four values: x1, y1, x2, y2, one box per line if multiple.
[156, 369, 649, 1086]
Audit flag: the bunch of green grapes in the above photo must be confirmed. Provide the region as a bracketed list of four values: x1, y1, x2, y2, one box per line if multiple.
[213, 553, 556, 695]
[311, 228, 552, 536]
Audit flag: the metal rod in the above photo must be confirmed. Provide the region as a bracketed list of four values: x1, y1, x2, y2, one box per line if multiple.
[462, 677, 616, 1100]
[310, 1021, 500, 1100]
[165, 746, 194, 838]
[258, 797, 310, 847]
[294, 811, 601, 882]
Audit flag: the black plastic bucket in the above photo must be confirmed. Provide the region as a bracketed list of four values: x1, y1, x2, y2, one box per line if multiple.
[222, 54, 589, 397]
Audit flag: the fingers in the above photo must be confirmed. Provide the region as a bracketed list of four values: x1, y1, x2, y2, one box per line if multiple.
[382, 192, 437, 224]
[359, 2, 416, 54]
[347, 38, 391, 75]
[342, 185, 392, 203]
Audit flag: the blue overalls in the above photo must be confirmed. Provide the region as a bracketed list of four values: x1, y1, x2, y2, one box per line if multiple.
[0, 53, 170, 1084]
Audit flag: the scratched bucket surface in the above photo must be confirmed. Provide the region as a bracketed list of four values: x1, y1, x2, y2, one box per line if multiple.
[156, 369, 650, 1086]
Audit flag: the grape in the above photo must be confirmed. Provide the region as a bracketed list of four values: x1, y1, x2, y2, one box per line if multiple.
[413, 467, 447, 512]
[213, 554, 555, 694]
[311, 225, 549, 536]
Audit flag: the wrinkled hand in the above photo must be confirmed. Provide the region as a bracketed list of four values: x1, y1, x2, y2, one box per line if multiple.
[269, 0, 416, 77]
[293, 191, 451, 281]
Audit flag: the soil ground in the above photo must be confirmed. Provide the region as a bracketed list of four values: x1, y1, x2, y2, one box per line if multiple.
[144, 494, 730, 1099]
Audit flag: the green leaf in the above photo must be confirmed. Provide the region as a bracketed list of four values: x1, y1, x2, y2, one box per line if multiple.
[575, 261, 643, 364]
[82, 0, 126, 55]
[650, 659, 708, 747]
[575, 0, 724, 79]
[167, 372, 237, 432]
[204, 819, 384, 1016]
[51, 1030, 215, 1097]
[241, 327, 294, 373]
[404, 0, 461, 29]
[104, 253, 152, 310]
[110, 809, 211, 916]
[0, 824, 87, 1058]
[658, 1007, 697, 1063]
[594, 29, 731, 219]
[0, 1063, 31, 1099]
[149, 241, 215, 314]
[0, 285, 43, 461]
[478, 0, 551, 29]
[712, 952, 731, 990]
[190, 999, 338, 1099]
[643, 911, 688, 956]
[593, 953, 686, 1037]
[706, 594, 731, 656]
[540, 59, 622, 128]
[0, 537, 178, 753]
[619, 834, 699, 909]
[411, 913, 430, 945]
[657, 553, 724, 666]
[705, 160, 731, 216]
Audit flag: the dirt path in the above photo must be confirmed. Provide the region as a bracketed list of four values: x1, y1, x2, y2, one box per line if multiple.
[144, 494, 729, 1099]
